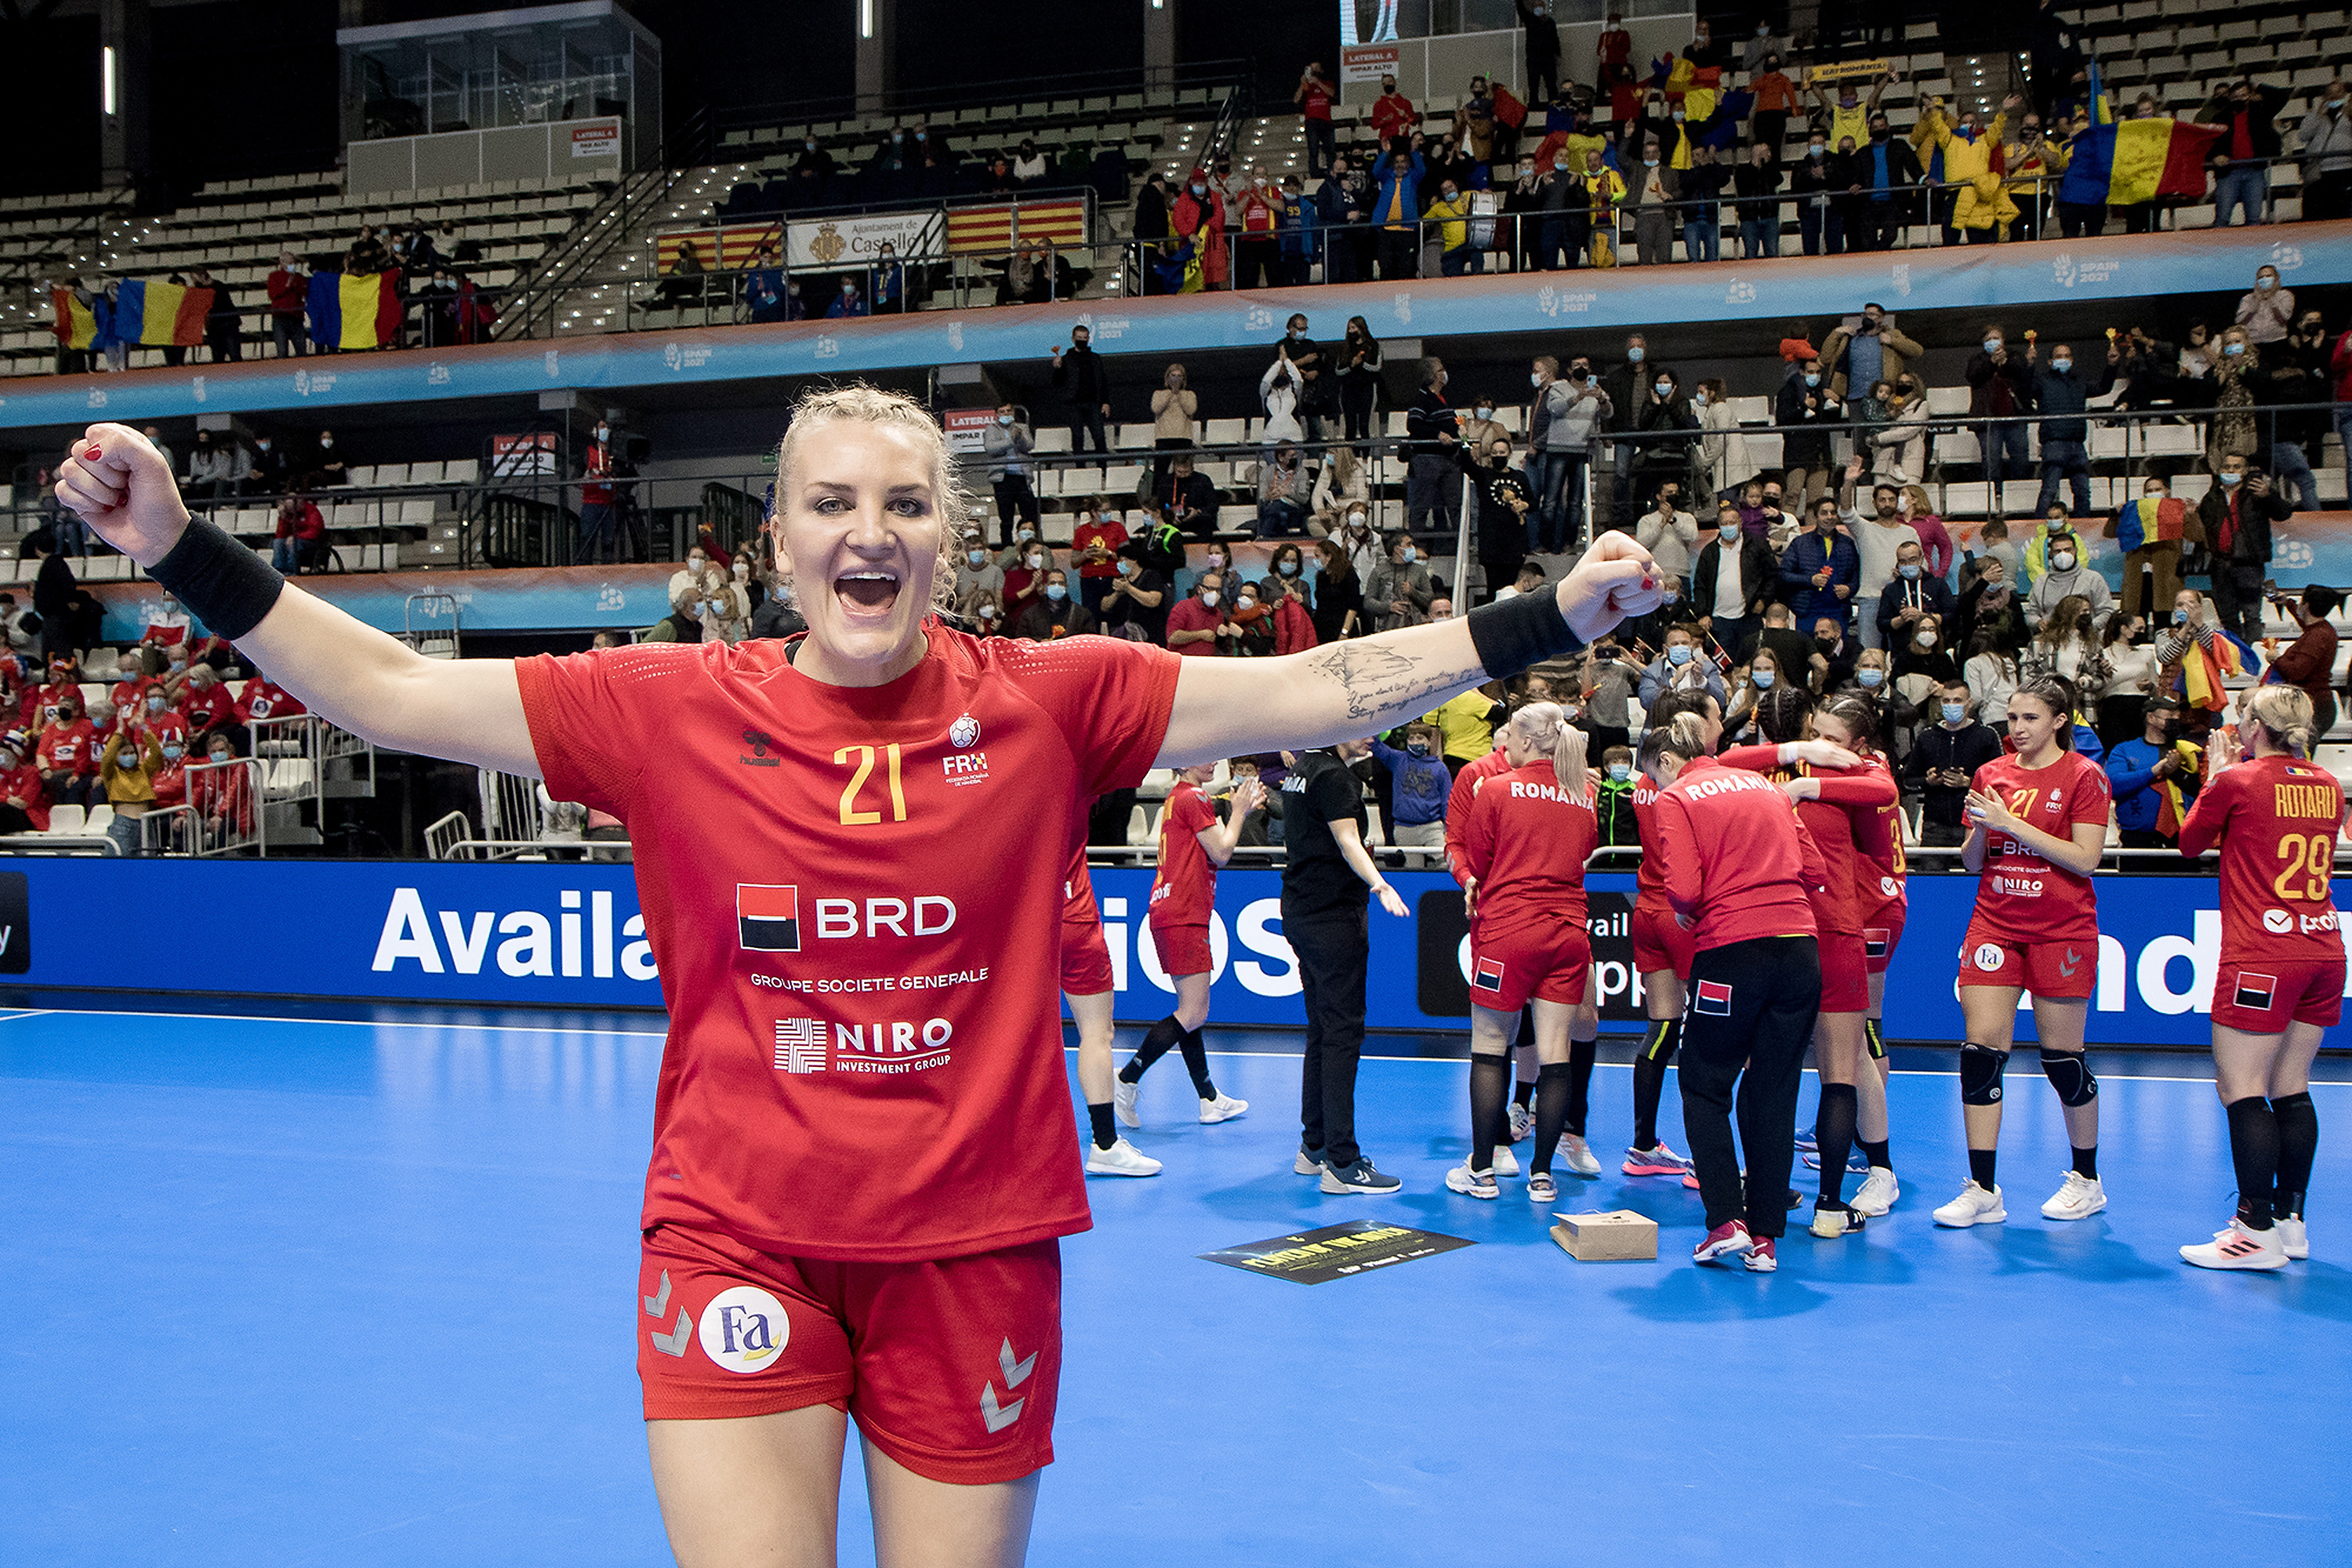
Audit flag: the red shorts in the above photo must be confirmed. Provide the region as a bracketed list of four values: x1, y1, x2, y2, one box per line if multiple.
[637, 1223, 1062, 1485]
[1818, 928, 1869, 1013]
[1468, 925, 1592, 1014]
[2212, 957, 2347, 1033]
[1060, 915, 1113, 996]
[1957, 920, 2099, 1000]
[1630, 900, 1695, 981]
[1149, 919, 1213, 978]
[1862, 901, 1907, 975]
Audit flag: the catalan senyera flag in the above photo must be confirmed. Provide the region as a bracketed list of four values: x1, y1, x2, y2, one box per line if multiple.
[49, 286, 99, 350]
[113, 278, 214, 347]
[306, 268, 405, 350]
[946, 198, 1087, 256]
[2114, 495, 2190, 554]
[2059, 117, 2226, 207]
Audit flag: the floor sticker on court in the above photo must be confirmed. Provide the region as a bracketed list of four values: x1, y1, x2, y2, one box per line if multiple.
[1200, 1221, 1474, 1284]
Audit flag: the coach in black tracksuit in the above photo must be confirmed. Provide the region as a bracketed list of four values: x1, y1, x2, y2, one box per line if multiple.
[1282, 741, 1409, 1196]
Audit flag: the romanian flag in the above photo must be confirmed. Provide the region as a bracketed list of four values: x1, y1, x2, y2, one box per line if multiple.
[2114, 495, 2190, 554]
[113, 278, 213, 347]
[306, 268, 405, 351]
[49, 286, 99, 350]
[2087, 60, 2114, 125]
[2180, 627, 2258, 712]
[2154, 739, 2204, 836]
[2059, 117, 2226, 206]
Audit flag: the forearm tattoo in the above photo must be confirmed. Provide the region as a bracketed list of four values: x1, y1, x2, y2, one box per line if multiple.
[1307, 641, 1485, 724]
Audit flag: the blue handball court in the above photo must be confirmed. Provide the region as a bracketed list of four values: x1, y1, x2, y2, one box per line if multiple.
[5, 1000, 2349, 1566]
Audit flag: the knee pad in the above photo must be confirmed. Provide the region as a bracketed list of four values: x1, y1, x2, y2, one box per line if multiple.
[2041, 1049, 2098, 1107]
[1959, 1044, 2009, 1105]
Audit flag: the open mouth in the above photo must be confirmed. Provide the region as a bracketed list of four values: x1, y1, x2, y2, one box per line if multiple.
[834, 569, 901, 616]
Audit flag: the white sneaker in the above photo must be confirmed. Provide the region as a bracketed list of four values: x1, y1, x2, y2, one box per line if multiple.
[2042, 1171, 2107, 1221]
[1555, 1133, 1602, 1178]
[1084, 1138, 1163, 1178]
[1490, 1144, 1521, 1178]
[1850, 1167, 1900, 1218]
[1933, 1181, 2008, 1228]
[2180, 1217, 2288, 1270]
[1508, 1102, 1534, 1142]
[1198, 1092, 1247, 1124]
[1526, 1171, 1558, 1203]
[1445, 1162, 1499, 1200]
[1112, 1079, 1140, 1129]
[2278, 1215, 2310, 1260]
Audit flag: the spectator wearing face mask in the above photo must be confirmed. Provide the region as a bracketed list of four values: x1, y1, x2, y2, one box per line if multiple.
[1838, 459, 1922, 650]
[643, 580, 707, 644]
[2258, 310, 2330, 514]
[1369, 722, 1454, 848]
[1789, 129, 1842, 254]
[1218, 576, 1278, 657]
[699, 570, 753, 645]
[1623, 136, 1679, 267]
[2024, 510, 2107, 620]
[35, 694, 97, 809]
[980, 404, 1039, 546]
[748, 576, 807, 641]
[1309, 445, 1370, 530]
[964, 588, 1007, 638]
[1405, 360, 1461, 539]
[1693, 503, 1774, 660]
[1001, 537, 1054, 629]
[1904, 682, 2004, 846]
[0, 730, 49, 833]
[1453, 432, 1537, 602]
[1893, 612, 1960, 699]
[1965, 325, 2036, 492]
[2031, 341, 2116, 518]
[1422, 176, 1479, 276]
[2104, 695, 2197, 859]
[1098, 547, 1171, 645]
[99, 728, 165, 855]
[953, 537, 1004, 617]
[1367, 535, 1434, 631]
[169, 663, 238, 742]
[1050, 325, 1113, 455]
[1635, 479, 1698, 591]
[1637, 622, 1726, 710]
[271, 492, 325, 575]
[1165, 571, 1227, 655]
[1068, 500, 1128, 615]
[1014, 568, 1095, 642]
[1173, 169, 1230, 289]
[1876, 539, 1955, 650]
[2301, 82, 2352, 222]
[1776, 356, 1842, 509]
[2266, 584, 2341, 737]
[2198, 78, 2289, 227]
[1308, 538, 1363, 644]
[1156, 454, 1219, 541]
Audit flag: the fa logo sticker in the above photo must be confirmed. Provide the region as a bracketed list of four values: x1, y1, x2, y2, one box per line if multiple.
[1973, 942, 2005, 971]
[949, 713, 981, 749]
[699, 1284, 789, 1373]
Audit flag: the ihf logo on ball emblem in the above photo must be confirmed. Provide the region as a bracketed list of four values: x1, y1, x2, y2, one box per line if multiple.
[698, 1285, 789, 1374]
[945, 713, 988, 786]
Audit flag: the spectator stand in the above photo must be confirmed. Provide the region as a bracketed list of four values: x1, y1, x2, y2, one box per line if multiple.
[138, 754, 268, 858]
[248, 712, 377, 852]
[425, 769, 618, 862]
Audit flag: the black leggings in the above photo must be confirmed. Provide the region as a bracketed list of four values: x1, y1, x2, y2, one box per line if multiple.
[1678, 935, 1821, 1239]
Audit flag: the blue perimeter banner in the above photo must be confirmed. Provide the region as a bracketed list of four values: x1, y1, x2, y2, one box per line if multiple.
[5, 224, 2339, 431]
[0, 858, 2327, 1049]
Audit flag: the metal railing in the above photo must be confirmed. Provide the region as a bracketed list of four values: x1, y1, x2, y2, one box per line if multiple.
[138, 756, 266, 856]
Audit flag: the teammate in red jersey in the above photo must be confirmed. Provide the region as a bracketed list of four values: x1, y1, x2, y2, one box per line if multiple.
[1640, 712, 1831, 1273]
[1445, 702, 1598, 1204]
[1849, 700, 1909, 1221]
[60, 395, 1664, 1563]
[1934, 673, 2114, 1232]
[2174, 685, 2342, 1269]
[1445, 743, 1537, 1142]
[1062, 843, 1160, 1178]
[1115, 762, 1263, 1130]
[1719, 689, 1895, 1238]
[1620, 688, 1721, 1179]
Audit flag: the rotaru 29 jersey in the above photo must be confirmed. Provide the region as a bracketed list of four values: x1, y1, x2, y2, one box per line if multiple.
[520, 623, 1180, 1264]
[2179, 753, 2348, 967]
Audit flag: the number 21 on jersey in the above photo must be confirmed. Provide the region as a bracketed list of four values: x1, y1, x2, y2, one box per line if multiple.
[834, 743, 907, 826]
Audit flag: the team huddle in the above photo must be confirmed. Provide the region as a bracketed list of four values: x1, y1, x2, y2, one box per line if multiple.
[1080, 672, 2343, 1278]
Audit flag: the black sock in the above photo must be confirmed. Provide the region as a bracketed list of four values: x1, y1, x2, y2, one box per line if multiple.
[1566, 1036, 1597, 1137]
[1119, 1015, 1184, 1083]
[1178, 1028, 1216, 1099]
[1531, 1059, 1575, 1176]
[2273, 1091, 2318, 1220]
[1470, 1054, 1510, 1173]
[2225, 1095, 2278, 1229]
[1969, 1147, 1998, 1190]
[2071, 1145, 2099, 1180]
[1859, 1137, 1891, 1171]
[1816, 1082, 1859, 1207]
[1512, 1079, 1536, 1110]
[1632, 1018, 1679, 1149]
[1087, 1102, 1117, 1151]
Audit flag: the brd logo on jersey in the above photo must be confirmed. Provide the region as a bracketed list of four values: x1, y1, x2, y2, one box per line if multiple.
[739, 884, 802, 951]
[698, 1285, 789, 1374]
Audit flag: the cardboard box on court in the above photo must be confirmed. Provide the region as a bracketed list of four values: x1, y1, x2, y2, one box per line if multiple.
[1550, 1210, 1658, 1262]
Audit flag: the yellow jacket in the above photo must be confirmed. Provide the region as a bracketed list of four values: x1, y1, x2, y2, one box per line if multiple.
[1424, 193, 1472, 250]
[1912, 104, 2009, 183]
[2001, 136, 2067, 195]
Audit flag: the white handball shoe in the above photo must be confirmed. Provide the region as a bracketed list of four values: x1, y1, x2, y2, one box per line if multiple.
[1085, 1138, 1163, 1178]
[1112, 1079, 1141, 1129]
[1446, 1162, 1500, 1200]
[1555, 1133, 1602, 1178]
[1507, 1102, 1534, 1142]
[2041, 1171, 2107, 1221]
[1933, 1181, 2007, 1228]
[1490, 1144, 1521, 1178]
[2180, 1218, 2288, 1270]
[2278, 1214, 2310, 1260]
[1849, 1167, 1900, 1218]
[1197, 1093, 1248, 1124]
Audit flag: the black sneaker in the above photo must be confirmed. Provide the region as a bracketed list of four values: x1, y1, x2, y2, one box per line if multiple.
[1321, 1155, 1403, 1196]
[1294, 1144, 1327, 1175]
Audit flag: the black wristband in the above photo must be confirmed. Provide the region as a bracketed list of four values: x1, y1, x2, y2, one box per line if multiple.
[147, 517, 285, 641]
[1468, 588, 1583, 680]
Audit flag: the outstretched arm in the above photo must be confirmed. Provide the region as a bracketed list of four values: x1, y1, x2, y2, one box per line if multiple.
[1156, 533, 1664, 766]
[54, 424, 539, 777]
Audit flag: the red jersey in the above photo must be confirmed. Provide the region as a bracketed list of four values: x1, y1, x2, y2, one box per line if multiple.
[2179, 753, 2347, 966]
[1718, 748, 1897, 935]
[179, 681, 238, 732]
[1062, 844, 1101, 928]
[1443, 749, 1515, 886]
[1149, 779, 1219, 927]
[113, 677, 168, 718]
[1651, 755, 1828, 950]
[36, 720, 97, 776]
[0, 763, 49, 829]
[1967, 748, 2109, 942]
[1630, 776, 1670, 902]
[517, 623, 1181, 1264]
[1458, 761, 1598, 938]
[1856, 750, 1909, 913]
[30, 681, 78, 726]
[236, 680, 307, 724]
